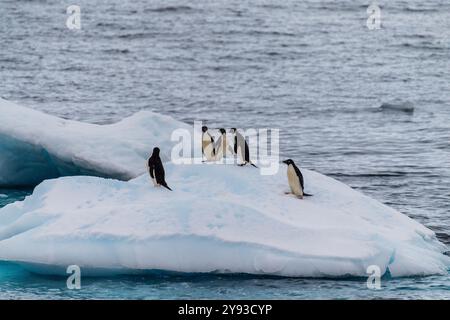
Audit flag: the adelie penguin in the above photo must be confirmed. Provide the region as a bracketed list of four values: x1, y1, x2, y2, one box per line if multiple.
[282, 159, 312, 199]
[214, 128, 234, 161]
[147, 147, 172, 191]
[230, 128, 258, 168]
[201, 126, 216, 161]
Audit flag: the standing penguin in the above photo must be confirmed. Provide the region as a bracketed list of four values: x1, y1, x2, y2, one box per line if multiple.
[202, 126, 216, 161]
[147, 147, 172, 191]
[230, 128, 257, 167]
[214, 128, 234, 161]
[282, 159, 312, 199]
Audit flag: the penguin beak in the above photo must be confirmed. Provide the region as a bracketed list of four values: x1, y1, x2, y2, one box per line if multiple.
[282, 160, 288, 164]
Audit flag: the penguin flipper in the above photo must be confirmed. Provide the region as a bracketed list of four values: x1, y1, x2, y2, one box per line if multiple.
[149, 166, 155, 179]
[213, 136, 221, 151]
[303, 193, 313, 197]
[250, 163, 258, 168]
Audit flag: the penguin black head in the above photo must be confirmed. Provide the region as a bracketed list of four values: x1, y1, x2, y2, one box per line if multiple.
[152, 147, 160, 156]
[202, 126, 208, 133]
[282, 159, 295, 165]
[230, 128, 237, 134]
[219, 128, 226, 134]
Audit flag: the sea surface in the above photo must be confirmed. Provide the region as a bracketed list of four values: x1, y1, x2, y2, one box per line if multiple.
[0, 0, 449, 299]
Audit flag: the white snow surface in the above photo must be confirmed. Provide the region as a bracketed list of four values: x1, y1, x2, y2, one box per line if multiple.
[0, 98, 190, 186]
[0, 163, 448, 277]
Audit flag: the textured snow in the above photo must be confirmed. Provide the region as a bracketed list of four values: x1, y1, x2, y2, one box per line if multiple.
[0, 164, 448, 277]
[0, 98, 190, 186]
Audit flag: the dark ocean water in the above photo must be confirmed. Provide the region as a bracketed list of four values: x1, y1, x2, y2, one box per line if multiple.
[0, 0, 449, 299]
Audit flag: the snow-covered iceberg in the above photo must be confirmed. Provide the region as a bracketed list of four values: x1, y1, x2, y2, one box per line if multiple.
[0, 163, 448, 277]
[0, 98, 189, 186]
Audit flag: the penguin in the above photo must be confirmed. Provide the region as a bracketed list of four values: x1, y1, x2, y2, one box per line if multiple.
[230, 128, 257, 168]
[147, 147, 172, 191]
[282, 159, 312, 199]
[214, 128, 234, 161]
[202, 126, 216, 161]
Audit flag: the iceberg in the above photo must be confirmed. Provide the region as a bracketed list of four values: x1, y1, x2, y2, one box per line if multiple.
[0, 98, 448, 278]
[0, 163, 448, 277]
[0, 98, 190, 187]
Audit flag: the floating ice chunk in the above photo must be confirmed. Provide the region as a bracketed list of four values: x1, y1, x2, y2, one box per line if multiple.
[379, 101, 414, 114]
[0, 98, 190, 187]
[0, 164, 447, 277]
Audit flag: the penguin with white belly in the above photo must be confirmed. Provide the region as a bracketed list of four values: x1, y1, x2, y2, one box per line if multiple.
[230, 128, 258, 168]
[202, 126, 216, 161]
[214, 128, 234, 161]
[282, 159, 312, 199]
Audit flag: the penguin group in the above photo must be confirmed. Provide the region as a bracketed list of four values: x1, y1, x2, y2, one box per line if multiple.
[147, 127, 312, 199]
[201, 126, 257, 167]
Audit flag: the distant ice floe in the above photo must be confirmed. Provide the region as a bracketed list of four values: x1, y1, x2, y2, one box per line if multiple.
[0, 98, 190, 187]
[0, 164, 447, 277]
[379, 101, 415, 114]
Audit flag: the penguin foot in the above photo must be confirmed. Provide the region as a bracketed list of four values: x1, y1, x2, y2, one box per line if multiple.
[284, 192, 304, 200]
